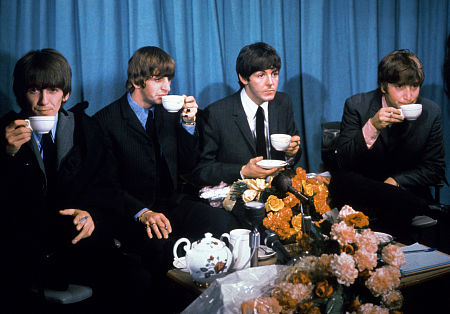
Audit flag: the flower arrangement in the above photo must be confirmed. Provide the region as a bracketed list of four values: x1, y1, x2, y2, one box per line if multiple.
[241, 205, 407, 313]
[226, 167, 331, 242]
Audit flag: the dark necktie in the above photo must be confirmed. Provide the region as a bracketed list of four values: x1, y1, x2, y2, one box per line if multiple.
[41, 132, 57, 186]
[255, 106, 267, 159]
[145, 110, 159, 150]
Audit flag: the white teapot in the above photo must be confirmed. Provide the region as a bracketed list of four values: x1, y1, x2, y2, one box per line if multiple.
[173, 232, 233, 286]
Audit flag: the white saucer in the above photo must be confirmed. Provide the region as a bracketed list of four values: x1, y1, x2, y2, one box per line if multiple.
[258, 245, 276, 260]
[173, 257, 188, 271]
[374, 232, 393, 244]
[256, 160, 288, 169]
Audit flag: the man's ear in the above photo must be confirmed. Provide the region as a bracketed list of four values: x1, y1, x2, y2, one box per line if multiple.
[63, 93, 70, 103]
[238, 74, 248, 86]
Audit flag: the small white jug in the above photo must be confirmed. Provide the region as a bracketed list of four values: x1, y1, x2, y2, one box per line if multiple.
[220, 229, 251, 271]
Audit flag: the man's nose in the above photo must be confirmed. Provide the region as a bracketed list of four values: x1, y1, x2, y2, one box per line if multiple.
[266, 75, 274, 86]
[162, 78, 171, 92]
[404, 87, 414, 101]
[39, 90, 50, 105]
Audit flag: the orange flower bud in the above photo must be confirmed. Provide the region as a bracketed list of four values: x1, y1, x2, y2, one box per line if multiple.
[315, 280, 334, 298]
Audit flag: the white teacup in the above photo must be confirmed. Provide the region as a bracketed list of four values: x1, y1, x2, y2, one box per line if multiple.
[162, 95, 184, 112]
[270, 134, 292, 151]
[220, 229, 251, 271]
[25, 116, 56, 134]
[400, 104, 422, 121]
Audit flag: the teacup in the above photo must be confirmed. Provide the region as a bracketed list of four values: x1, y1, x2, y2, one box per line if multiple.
[25, 116, 56, 134]
[162, 95, 184, 112]
[270, 134, 292, 151]
[400, 104, 422, 121]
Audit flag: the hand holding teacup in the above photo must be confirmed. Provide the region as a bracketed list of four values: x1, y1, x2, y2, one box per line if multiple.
[4, 119, 33, 156]
[270, 134, 300, 157]
[181, 95, 198, 125]
[370, 107, 404, 130]
[162, 94, 198, 125]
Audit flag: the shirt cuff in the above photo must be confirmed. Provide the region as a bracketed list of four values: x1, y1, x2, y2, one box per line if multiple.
[362, 120, 380, 149]
[134, 208, 150, 221]
[180, 117, 196, 135]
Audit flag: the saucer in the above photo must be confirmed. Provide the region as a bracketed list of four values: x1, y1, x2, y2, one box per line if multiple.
[258, 245, 276, 260]
[173, 257, 188, 271]
[256, 160, 288, 169]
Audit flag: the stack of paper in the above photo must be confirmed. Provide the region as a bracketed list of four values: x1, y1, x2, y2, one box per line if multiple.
[400, 242, 450, 275]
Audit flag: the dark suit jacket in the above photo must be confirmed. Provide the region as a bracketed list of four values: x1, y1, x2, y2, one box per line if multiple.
[193, 91, 301, 186]
[336, 89, 446, 192]
[0, 107, 119, 298]
[93, 94, 199, 217]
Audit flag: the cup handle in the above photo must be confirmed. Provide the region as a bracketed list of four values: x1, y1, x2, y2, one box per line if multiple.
[24, 119, 32, 130]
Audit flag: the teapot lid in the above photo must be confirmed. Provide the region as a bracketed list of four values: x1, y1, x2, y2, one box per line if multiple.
[192, 232, 225, 250]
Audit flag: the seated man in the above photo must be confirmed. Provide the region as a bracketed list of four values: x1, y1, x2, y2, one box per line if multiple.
[0, 49, 133, 312]
[192, 42, 301, 187]
[93, 46, 240, 275]
[329, 49, 446, 243]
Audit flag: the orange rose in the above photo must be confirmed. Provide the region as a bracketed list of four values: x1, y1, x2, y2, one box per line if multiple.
[342, 244, 355, 255]
[348, 299, 361, 312]
[265, 195, 284, 212]
[345, 212, 369, 228]
[315, 280, 334, 298]
[291, 214, 303, 232]
[287, 270, 311, 284]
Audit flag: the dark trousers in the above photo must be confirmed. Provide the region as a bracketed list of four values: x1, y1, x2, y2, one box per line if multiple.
[329, 170, 429, 243]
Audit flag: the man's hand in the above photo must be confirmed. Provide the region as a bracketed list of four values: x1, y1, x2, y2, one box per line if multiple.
[285, 135, 300, 157]
[59, 209, 95, 244]
[241, 156, 280, 179]
[4, 120, 32, 156]
[370, 107, 404, 130]
[181, 95, 198, 125]
[384, 177, 399, 187]
[138, 210, 172, 239]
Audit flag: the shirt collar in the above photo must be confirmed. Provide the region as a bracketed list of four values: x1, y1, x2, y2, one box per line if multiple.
[127, 92, 154, 128]
[240, 88, 269, 121]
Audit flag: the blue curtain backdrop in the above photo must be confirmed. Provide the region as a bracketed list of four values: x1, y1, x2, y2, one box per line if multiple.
[1, 0, 449, 202]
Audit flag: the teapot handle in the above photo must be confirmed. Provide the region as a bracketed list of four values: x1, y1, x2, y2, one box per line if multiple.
[173, 237, 191, 260]
[220, 233, 230, 245]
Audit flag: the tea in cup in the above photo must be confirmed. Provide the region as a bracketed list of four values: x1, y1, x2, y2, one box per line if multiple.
[162, 95, 184, 112]
[400, 104, 422, 121]
[270, 134, 292, 151]
[25, 116, 56, 134]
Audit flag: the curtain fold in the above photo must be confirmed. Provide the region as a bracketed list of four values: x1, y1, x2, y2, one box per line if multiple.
[1, 0, 449, 202]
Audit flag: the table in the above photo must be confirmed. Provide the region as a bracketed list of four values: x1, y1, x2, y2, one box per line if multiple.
[167, 248, 450, 295]
[167, 253, 277, 296]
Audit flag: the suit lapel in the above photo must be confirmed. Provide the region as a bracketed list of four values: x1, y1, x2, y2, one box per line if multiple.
[119, 97, 148, 137]
[56, 110, 75, 169]
[231, 93, 256, 154]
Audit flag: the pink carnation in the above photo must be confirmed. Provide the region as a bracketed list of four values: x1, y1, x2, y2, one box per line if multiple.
[330, 221, 356, 246]
[365, 266, 401, 297]
[329, 253, 358, 286]
[356, 303, 389, 314]
[381, 244, 406, 268]
[353, 249, 378, 272]
[338, 204, 357, 221]
[381, 289, 403, 310]
[271, 281, 313, 305]
[355, 229, 379, 253]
